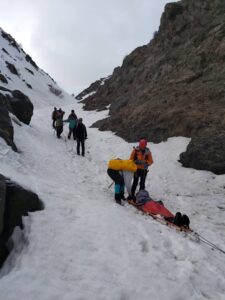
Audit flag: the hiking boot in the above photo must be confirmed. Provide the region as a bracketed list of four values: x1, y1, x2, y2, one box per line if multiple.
[127, 195, 136, 201]
[115, 193, 122, 205]
[173, 212, 183, 227]
[182, 214, 190, 228]
[120, 192, 126, 200]
[115, 199, 122, 205]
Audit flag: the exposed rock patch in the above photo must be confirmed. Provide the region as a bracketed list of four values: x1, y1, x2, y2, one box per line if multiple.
[5, 61, 19, 76]
[0, 88, 33, 149]
[76, 78, 107, 100]
[0, 174, 44, 268]
[25, 54, 38, 70]
[0, 74, 8, 84]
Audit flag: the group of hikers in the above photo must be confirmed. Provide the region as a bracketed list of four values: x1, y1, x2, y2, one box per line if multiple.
[51, 107, 87, 156]
[107, 138, 190, 228]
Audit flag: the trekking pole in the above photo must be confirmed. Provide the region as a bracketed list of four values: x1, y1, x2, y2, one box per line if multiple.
[108, 182, 114, 189]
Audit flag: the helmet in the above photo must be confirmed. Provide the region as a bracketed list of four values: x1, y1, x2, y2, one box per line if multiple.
[139, 138, 147, 149]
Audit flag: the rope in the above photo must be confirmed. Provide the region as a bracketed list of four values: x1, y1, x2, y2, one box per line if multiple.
[191, 231, 225, 255]
[128, 201, 225, 255]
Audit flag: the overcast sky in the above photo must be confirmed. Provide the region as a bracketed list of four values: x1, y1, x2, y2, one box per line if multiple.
[0, 0, 175, 94]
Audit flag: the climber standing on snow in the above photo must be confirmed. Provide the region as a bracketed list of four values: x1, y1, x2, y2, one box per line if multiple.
[129, 138, 153, 198]
[75, 118, 87, 156]
[107, 159, 137, 205]
[55, 108, 65, 139]
[51, 107, 57, 129]
[64, 110, 77, 140]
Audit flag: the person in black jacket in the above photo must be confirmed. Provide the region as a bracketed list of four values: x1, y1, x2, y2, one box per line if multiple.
[51, 107, 57, 129]
[76, 118, 87, 156]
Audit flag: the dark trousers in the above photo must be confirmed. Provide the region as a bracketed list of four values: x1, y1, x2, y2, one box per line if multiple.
[77, 138, 85, 156]
[68, 128, 76, 140]
[56, 126, 63, 138]
[107, 169, 124, 185]
[52, 119, 56, 129]
[131, 169, 148, 196]
[107, 169, 125, 203]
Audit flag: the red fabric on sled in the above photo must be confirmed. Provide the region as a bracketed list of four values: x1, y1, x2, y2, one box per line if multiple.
[142, 201, 174, 218]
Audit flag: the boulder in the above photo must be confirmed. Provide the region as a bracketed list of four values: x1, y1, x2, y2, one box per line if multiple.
[0, 106, 17, 151]
[10, 90, 33, 124]
[179, 131, 225, 174]
[0, 174, 44, 268]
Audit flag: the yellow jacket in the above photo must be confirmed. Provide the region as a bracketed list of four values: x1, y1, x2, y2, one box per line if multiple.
[108, 159, 137, 172]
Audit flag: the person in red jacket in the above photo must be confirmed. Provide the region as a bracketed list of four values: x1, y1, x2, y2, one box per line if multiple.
[129, 138, 153, 198]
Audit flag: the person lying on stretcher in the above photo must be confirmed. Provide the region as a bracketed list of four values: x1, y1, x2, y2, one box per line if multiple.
[130, 190, 190, 228]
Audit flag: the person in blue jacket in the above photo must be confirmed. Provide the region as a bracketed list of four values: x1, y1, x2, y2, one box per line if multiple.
[64, 110, 78, 140]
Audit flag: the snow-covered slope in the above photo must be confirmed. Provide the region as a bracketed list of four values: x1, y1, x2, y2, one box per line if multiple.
[0, 97, 225, 299]
[0, 27, 72, 108]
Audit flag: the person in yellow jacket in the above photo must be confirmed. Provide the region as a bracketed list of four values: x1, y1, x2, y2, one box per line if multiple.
[107, 159, 137, 205]
[129, 138, 153, 198]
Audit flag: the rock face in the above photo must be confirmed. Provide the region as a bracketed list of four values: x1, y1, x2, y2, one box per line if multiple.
[0, 88, 33, 150]
[76, 78, 108, 101]
[0, 106, 17, 151]
[0, 174, 44, 268]
[180, 130, 225, 174]
[80, 0, 225, 174]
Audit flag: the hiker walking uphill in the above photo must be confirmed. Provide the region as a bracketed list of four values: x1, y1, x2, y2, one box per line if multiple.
[129, 138, 153, 198]
[51, 107, 57, 129]
[55, 108, 65, 139]
[64, 110, 77, 140]
[107, 159, 137, 205]
[76, 118, 87, 156]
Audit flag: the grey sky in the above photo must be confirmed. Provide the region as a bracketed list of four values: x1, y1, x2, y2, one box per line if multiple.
[0, 0, 175, 94]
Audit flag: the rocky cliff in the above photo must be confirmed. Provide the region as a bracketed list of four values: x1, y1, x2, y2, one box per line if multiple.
[79, 0, 225, 174]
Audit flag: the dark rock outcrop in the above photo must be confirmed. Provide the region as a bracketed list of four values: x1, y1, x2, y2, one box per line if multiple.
[0, 174, 44, 268]
[1, 30, 21, 53]
[76, 78, 107, 100]
[79, 0, 225, 174]
[0, 106, 17, 151]
[0, 89, 33, 149]
[5, 61, 19, 76]
[179, 131, 225, 175]
[0, 74, 8, 84]
[10, 90, 33, 124]
[25, 54, 38, 70]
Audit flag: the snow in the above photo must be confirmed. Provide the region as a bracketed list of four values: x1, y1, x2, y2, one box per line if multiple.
[0, 97, 225, 300]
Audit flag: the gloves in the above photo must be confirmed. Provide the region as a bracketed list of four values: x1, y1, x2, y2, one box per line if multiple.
[144, 163, 149, 169]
